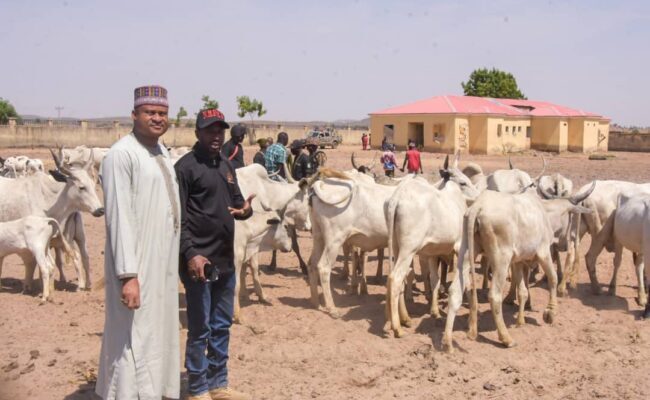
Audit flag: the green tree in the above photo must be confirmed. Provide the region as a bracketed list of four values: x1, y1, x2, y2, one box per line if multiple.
[461, 68, 527, 99]
[201, 95, 219, 110]
[0, 97, 19, 124]
[175, 106, 187, 126]
[236, 95, 267, 144]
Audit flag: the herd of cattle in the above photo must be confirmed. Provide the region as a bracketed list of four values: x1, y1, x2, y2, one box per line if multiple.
[0, 145, 649, 353]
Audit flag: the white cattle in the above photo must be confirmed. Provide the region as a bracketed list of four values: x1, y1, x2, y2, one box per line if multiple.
[236, 164, 312, 274]
[63, 146, 109, 180]
[486, 156, 547, 193]
[307, 168, 400, 317]
[443, 183, 594, 351]
[233, 209, 293, 323]
[384, 153, 480, 338]
[538, 173, 573, 198]
[0, 156, 44, 177]
[0, 148, 104, 291]
[0, 216, 71, 301]
[585, 190, 650, 309]
[562, 180, 650, 295]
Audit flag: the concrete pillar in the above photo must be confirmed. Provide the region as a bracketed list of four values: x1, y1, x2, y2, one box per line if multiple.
[47, 119, 54, 127]
[8, 118, 17, 127]
[113, 121, 120, 129]
[80, 120, 88, 129]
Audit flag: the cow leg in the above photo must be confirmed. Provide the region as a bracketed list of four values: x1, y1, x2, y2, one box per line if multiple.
[427, 256, 442, 319]
[233, 250, 247, 324]
[268, 250, 278, 272]
[387, 252, 414, 338]
[290, 227, 308, 275]
[537, 250, 559, 325]
[53, 247, 67, 285]
[511, 264, 527, 327]
[317, 247, 339, 317]
[22, 255, 37, 295]
[481, 256, 490, 290]
[33, 245, 54, 302]
[488, 250, 515, 348]
[250, 255, 270, 305]
[569, 214, 585, 290]
[375, 248, 385, 284]
[421, 255, 432, 302]
[340, 243, 352, 281]
[404, 261, 415, 302]
[0, 256, 4, 286]
[73, 217, 91, 290]
[633, 253, 647, 306]
[584, 214, 614, 296]
[442, 249, 472, 352]
[307, 237, 325, 309]
[359, 250, 368, 295]
[440, 256, 450, 293]
[348, 249, 361, 295]
[608, 244, 624, 296]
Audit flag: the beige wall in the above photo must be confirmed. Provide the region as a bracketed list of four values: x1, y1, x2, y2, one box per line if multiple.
[468, 116, 488, 154]
[485, 117, 529, 155]
[0, 124, 367, 149]
[530, 117, 568, 152]
[370, 114, 458, 153]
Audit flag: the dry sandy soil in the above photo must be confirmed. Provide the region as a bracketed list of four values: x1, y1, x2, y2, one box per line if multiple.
[1, 145, 649, 400]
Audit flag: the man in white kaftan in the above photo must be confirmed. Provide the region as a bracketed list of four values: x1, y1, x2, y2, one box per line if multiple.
[96, 85, 181, 400]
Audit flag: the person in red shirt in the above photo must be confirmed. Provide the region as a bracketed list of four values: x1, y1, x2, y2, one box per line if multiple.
[400, 142, 423, 174]
[361, 133, 369, 150]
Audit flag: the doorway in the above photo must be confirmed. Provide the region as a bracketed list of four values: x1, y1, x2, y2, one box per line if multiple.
[408, 122, 424, 147]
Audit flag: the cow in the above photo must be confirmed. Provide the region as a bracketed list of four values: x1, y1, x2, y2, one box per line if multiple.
[561, 180, 650, 296]
[384, 153, 480, 338]
[0, 156, 43, 177]
[307, 168, 401, 317]
[0, 216, 72, 301]
[486, 156, 547, 193]
[584, 189, 650, 311]
[63, 146, 109, 180]
[0, 148, 104, 291]
[442, 182, 594, 351]
[233, 209, 293, 323]
[236, 164, 312, 274]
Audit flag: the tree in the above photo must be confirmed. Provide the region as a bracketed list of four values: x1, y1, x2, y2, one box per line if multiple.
[236, 95, 267, 144]
[0, 97, 18, 125]
[175, 106, 187, 126]
[200, 95, 219, 110]
[461, 68, 526, 99]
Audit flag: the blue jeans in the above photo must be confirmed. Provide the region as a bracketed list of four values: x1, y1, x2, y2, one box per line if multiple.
[181, 269, 235, 396]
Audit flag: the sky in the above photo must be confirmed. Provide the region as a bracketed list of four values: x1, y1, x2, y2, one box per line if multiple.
[1, 0, 649, 125]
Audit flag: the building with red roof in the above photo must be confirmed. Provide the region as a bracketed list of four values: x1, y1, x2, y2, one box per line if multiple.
[369, 95, 609, 154]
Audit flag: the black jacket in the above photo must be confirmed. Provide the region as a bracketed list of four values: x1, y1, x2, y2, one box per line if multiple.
[175, 143, 252, 275]
[221, 139, 245, 169]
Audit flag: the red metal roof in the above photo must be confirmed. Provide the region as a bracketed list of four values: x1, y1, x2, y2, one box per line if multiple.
[370, 95, 605, 118]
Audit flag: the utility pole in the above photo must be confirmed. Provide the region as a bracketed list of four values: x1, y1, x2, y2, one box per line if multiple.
[55, 106, 64, 119]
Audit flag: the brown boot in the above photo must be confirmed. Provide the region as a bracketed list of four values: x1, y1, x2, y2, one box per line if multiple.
[187, 392, 212, 400]
[209, 387, 251, 400]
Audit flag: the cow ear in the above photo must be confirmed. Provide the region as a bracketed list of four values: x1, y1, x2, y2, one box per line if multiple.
[49, 169, 68, 183]
[266, 218, 281, 225]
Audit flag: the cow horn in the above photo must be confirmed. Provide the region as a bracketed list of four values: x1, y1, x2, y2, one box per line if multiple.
[508, 156, 514, 169]
[368, 151, 378, 170]
[453, 150, 461, 169]
[312, 180, 353, 205]
[305, 170, 321, 187]
[569, 181, 596, 205]
[85, 148, 94, 171]
[284, 161, 296, 184]
[49, 148, 63, 170]
[0, 156, 5, 166]
[351, 153, 359, 170]
[531, 155, 547, 183]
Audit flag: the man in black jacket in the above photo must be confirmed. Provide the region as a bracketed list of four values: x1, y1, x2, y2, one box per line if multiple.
[175, 108, 253, 400]
[220, 123, 247, 169]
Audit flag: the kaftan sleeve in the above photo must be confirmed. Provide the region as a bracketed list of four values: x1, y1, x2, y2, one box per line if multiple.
[101, 149, 139, 279]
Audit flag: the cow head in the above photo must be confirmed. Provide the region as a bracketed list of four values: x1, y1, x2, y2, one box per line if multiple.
[50, 147, 105, 217]
[537, 173, 573, 199]
[283, 178, 312, 231]
[351, 152, 377, 177]
[439, 152, 481, 201]
[538, 181, 595, 215]
[266, 214, 293, 253]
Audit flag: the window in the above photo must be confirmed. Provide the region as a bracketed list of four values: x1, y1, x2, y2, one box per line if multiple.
[518, 126, 522, 132]
[497, 124, 502, 137]
[505, 126, 509, 133]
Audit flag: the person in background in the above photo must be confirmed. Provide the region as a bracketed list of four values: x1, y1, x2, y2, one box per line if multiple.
[361, 133, 369, 150]
[381, 136, 388, 151]
[253, 138, 268, 166]
[305, 137, 321, 174]
[290, 139, 313, 180]
[264, 131, 289, 181]
[221, 123, 247, 169]
[400, 141, 423, 174]
[380, 144, 397, 177]
[266, 136, 274, 146]
[175, 108, 254, 400]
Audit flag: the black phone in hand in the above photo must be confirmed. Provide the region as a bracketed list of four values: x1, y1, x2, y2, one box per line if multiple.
[203, 263, 219, 282]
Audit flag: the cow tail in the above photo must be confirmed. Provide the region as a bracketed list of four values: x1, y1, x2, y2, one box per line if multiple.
[47, 218, 74, 266]
[465, 204, 480, 328]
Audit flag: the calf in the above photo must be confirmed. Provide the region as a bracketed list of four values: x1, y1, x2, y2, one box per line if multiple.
[0, 216, 70, 301]
[233, 210, 293, 323]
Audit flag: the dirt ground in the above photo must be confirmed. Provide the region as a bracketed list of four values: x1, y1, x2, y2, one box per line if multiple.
[1, 145, 649, 400]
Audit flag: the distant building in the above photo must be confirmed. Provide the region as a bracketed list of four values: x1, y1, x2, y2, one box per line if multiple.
[369, 95, 610, 154]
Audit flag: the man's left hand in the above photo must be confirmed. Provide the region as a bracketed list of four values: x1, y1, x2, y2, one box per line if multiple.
[229, 194, 255, 217]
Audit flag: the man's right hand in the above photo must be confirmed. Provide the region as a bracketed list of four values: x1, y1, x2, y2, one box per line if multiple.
[187, 255, 209, 282]
[121, 277, 141, 310]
